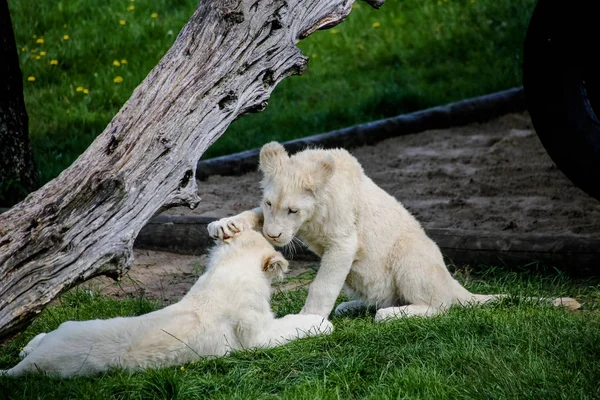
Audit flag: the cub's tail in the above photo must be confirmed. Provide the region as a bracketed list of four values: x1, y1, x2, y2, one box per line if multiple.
[467, 294, 581, 310]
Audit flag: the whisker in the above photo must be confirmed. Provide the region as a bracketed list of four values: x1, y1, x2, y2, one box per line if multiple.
[285, 240, 296, 258]
[294, 236, 307, 248]
[291, 237, 305, 258]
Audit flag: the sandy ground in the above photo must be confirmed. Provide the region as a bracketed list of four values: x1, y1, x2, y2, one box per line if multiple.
[168, 112, 600, 236]
[83, 250, 318, 305]
[85, 112, 600, 302]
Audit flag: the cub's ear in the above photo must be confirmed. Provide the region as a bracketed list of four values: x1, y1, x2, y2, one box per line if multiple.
[262, 251, 289, 279]
[302, 154, 335, 191]
[259, 142, 288, 177]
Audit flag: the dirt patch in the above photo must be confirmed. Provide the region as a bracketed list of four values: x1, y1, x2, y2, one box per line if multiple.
[167, 112, 600, 237]
[83, 250, 317, 304]
[88, 112, 600, 301]
[82, 250, 205, 305]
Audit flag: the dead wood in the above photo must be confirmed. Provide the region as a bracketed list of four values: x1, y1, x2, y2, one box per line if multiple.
[0, 0, 383, 342]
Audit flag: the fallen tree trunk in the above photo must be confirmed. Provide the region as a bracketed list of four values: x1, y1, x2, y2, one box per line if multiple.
[0, 0, 384, 342]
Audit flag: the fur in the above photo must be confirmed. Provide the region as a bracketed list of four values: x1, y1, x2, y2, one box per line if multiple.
[208, 142, 580, 322]
[1, 229, 332, 378]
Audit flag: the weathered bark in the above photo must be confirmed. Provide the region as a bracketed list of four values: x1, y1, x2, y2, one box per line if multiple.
[0, 0, 384, 342]
[0, 0, 39, 207]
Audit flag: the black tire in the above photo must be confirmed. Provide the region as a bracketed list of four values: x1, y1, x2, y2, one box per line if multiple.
[523, 0, 600, 201]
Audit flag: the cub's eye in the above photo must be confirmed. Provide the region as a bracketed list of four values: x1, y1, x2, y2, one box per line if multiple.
[265, 201, 272, 208]
[288, 208, 298, 214]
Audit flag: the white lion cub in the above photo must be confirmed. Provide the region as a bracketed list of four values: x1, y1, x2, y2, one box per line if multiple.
[1, 230, 332, 378]
[208, 142, 580, 322]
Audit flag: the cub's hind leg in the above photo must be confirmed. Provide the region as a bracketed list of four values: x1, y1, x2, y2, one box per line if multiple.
[380, 236, 472, 323]
[375, 304, 441, 322]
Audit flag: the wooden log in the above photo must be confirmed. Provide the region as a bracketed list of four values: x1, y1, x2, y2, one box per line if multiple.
[0, 0, 383, 343]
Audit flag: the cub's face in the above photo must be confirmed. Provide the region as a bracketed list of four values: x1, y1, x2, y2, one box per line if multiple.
[258, 141, 335, 247]
[261, 186, 316, 246]
[221, 229, 289, 279]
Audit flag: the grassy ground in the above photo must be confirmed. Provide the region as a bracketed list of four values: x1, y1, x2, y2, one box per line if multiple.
[9, 0, 537, 187]
[1, 266, 599, 399]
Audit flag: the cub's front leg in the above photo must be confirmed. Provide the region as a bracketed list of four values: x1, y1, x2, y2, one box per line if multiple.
[255, 314, 334, 348]
[207, 207, 264, 240]
[300, 234, 358, 317]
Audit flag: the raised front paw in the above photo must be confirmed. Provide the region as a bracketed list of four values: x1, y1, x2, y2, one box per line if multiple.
[207, 216, 247, 241]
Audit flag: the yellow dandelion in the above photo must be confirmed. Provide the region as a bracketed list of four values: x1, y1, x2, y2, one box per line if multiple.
[330, 29, 340, 34]
[76, 86, 84, 92]
[114, 76, 123, 83]
[27, 76, 35, 82]
[63, 35, 70, 40]
[40, 51, 46, 56]
[127, 5, 135, 11]
[372, 22, 381, 28]
[21, 47, 26, 52]
[120, 19, 126, 25]
[121, 59, 127, 64]
[113, 60, 121, 67]
[180, 366, 185, 371]
[50, 59, 58, 65]
[151, 12, 158, 18]
[36, 38, 44, 44]
[35, 55, 41, 60]
[83, 89, 89, 94]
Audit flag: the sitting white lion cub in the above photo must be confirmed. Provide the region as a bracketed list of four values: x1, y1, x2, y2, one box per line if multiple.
[208, 142, 579, 322]
[1, 230, 332, 378]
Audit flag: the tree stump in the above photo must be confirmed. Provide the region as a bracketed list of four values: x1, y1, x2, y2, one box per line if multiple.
[0, 0, 384, 342]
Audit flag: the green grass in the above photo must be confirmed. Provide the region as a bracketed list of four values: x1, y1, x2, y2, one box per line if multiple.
[9, 0, 537, 187]
[1, 266, 599, 399]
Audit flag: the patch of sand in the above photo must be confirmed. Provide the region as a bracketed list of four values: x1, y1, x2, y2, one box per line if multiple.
[88, 113, 600, 302]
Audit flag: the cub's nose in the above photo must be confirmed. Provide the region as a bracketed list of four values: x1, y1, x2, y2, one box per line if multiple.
[265, 232, 282, 239]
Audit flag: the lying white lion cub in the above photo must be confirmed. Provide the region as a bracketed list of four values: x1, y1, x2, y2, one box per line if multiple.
[208, 142, 580, 322]
[1, 230, 332, 378]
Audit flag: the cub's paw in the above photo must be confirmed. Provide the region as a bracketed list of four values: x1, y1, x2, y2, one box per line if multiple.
[19, 332, 47, 359]
[207, 216, 247, 241]
[312, 318, 334, 335]
[301, 314, 334, 336]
